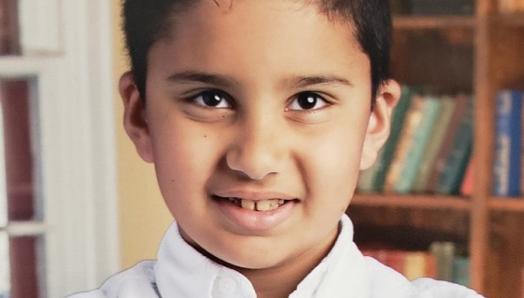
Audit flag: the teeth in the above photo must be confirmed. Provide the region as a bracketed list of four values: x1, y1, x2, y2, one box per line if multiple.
[255, 199, 281, 211]
[222, 196, 289, 212]
[240, 199, 256, 210]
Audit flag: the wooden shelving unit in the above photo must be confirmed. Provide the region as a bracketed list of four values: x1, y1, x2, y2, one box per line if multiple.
[352, 194, 471, 210]
[394, 16, 476, 29]
[348, 1, 524, 297]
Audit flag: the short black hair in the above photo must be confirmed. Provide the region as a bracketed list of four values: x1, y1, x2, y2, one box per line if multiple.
[122, 0, 392, 104]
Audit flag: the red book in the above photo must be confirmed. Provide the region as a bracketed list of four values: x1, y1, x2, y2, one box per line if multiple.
[460, 159, 474, 196]
[386, 250, 406, 274]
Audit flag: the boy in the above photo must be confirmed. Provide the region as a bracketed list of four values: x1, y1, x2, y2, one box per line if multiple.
[71, 0, 484, 297]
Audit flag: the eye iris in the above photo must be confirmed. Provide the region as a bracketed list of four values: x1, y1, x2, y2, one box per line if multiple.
[203, 92, 223, 107]
[298, 93, 318, 109]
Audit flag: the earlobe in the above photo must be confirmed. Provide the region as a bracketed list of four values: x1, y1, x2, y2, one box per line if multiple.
[120, 72, 155, 163]
[359, 80, 401, 170]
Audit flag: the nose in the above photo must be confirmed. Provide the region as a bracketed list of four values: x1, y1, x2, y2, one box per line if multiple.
[226, 113, 283, 180]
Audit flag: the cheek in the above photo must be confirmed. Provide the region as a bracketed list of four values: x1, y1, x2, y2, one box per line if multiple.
[301, 123, 365, 209]
[148, 117, 221, 213]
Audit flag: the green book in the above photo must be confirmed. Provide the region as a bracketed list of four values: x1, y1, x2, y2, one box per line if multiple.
[395, 96, 443, 193]
[413, 97, 456, 192]
[436, 98, 474, 195]
[452, 256, 470, 287]
[357, 149, 384, 193]
[372, 86, 413, 192]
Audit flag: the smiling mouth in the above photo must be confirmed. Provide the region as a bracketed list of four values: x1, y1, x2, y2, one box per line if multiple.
[211, 195, 296, 212]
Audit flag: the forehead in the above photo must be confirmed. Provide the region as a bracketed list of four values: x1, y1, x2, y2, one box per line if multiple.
[149, 0, 369, 87]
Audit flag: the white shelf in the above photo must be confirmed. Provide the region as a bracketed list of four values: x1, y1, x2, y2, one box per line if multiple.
[0, 56, 61, 78]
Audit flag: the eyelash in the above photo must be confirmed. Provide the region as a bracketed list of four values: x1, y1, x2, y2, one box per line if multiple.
[185, 89, 331, 112]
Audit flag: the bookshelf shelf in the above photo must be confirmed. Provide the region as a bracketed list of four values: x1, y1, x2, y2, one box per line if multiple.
[352, 194, 471, 210]
[489, 198, 524, 212]
[393, 16, 476, 29]
[493, 13, 524, 26]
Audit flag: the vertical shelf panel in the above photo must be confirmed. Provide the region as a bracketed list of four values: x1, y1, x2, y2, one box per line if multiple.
[470, 14, 491, 294]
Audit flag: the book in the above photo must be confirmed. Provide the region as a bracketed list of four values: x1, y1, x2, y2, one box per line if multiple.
[372, 87, 413, 192]
[452, 256, 470, 287]
[436, 98, 473, 195]
[413, 97, 456, 193]
[395, 97, 443, 193]
[430, 242, 456, 282]
[460, 159, 474, 196]
[357, 156, 381, 193]
[363, 248, 437, 280]
[493, 90, 522, 197]
[427, 95, 469, 193]
[384, 95, 425, 193]
[0, 0, 19, 55]
[404, 252, 427, 280]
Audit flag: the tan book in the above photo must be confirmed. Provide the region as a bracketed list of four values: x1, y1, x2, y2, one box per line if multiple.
[404, 252, 427, 280]
[384, 95, 426, 193]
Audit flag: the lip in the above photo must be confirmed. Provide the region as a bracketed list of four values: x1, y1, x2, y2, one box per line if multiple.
[211, 194, 297, 232]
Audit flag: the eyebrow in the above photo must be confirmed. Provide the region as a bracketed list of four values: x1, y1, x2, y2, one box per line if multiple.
[166, 71, 353, 89]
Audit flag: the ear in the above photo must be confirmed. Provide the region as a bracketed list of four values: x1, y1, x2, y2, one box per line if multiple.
[359, 80, 401, 170]
[120, 72, 154, 163]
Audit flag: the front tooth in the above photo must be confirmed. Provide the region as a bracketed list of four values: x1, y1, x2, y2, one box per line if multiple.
[241, 199, 255, 210]
[255, 199, 280, 211]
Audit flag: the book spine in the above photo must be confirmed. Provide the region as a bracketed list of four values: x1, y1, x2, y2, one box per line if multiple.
[430, 242, 455, 282]
[452, 257, 470, 287]
[493, 90, 521, 197]
[460, 159, 474, 196]
[384, 96, 425, 193]
[404, 252, 427, 280]
[427, 95, 469, 193]
[396, 97, 442, 193]
[436, 98, 473, 195]
[413, 98, 456, 193]
[508, 91, 522, 196]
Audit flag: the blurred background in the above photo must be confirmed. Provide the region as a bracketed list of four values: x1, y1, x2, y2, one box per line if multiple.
[0, 0, 523, 297]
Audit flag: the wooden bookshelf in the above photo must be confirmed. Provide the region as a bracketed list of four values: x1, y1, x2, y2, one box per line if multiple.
[352, 194, 471, 210]
[349, 1, 524, 297]
[394, 16, 476, 29]
[490, 198, 524, 212]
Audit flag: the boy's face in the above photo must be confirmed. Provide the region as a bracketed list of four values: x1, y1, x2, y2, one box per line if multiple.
[121, 1, 399, 270]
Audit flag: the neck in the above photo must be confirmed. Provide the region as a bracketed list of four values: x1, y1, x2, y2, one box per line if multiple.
[240, 228, 339, 298]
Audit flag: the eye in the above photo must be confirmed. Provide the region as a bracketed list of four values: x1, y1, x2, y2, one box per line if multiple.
[191, 90, 232, 109]
[288, 92, 329, 111]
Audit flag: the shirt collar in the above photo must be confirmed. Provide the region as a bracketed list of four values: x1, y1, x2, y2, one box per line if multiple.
[154, 214, 369, 298]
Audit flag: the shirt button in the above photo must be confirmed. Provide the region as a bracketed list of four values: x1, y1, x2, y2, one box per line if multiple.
[213, 275, 237, 297]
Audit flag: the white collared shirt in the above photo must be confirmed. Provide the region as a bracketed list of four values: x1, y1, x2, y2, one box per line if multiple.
[69, 215, 484, 298]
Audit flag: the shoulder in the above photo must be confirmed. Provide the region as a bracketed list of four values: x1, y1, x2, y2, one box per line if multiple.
[364, 257, 485, 298]
[66, 261, 159, 298]
[410, 278, 485, 298]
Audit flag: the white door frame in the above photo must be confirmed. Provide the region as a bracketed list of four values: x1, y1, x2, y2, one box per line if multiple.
[0, 0, 119, 296]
